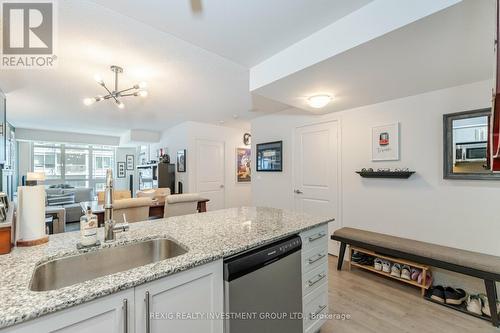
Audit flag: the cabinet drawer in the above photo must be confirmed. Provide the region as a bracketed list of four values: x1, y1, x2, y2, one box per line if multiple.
[303, 283, 328, 332]
[303, 262, 328, 297]
[300, 224, 328, 251]
[302, 246, 328, 274]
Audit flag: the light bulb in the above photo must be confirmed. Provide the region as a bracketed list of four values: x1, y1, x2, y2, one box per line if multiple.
[83, 97, 95, 106]
[94, 74, 104, 85]
[138, 90, 148, 97]
[117, 101, 125, 109]
[138, 82, 147, 89]
[307, 95, 332, 109]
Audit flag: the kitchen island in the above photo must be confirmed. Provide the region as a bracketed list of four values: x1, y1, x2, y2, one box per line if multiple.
[0, 207, 332, 332]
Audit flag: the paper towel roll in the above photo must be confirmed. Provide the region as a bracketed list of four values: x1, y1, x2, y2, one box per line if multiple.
[17, 186, 47, 242]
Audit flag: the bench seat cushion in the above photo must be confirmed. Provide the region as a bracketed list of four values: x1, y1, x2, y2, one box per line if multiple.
[333, 227, 500, 277]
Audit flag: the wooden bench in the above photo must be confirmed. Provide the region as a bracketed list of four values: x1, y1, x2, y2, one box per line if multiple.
[331, 227, 500, 327]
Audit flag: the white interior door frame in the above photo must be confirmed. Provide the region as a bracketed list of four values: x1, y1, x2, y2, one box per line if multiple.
[292, 117, 343, 251]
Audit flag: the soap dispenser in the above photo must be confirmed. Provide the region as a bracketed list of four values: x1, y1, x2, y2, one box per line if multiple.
[78, 206, 98, 248]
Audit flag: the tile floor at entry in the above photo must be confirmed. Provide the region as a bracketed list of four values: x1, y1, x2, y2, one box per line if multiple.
[321, 256, 497, 333]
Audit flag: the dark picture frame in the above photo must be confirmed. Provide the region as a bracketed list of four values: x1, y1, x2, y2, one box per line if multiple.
[177, 149, 186, 172]
[126, 154, 134, 170]
[117, 162, 126, 178]
[256, 141, 282, 172]
[443, 108, 500, 180]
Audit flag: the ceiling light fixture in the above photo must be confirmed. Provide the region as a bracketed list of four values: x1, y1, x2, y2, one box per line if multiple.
[307, 94, 332, 109]
[83, 65, 148, 109]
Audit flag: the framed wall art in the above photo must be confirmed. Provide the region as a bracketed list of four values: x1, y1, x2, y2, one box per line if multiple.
[256, 141, 282, 172]
[117, 162, 126, 178]
[126, 154, 135, 170]
[372, 123, 400, 161]
[177, 149, 186, 172]
[236, 148, 251, 182]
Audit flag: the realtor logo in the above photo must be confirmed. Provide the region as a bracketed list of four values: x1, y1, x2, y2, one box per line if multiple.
[1, 1, 57, 68]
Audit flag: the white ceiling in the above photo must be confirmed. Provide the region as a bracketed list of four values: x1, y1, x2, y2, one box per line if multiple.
[88, 0, 373, 67]
[1, 0, 494, 137]
[2, 1, 254, 136]
[253, 0, 495, 114]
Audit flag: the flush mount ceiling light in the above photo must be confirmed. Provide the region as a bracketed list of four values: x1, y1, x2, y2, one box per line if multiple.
[83, 65, 147, 109]
[307, 94, 332, 109]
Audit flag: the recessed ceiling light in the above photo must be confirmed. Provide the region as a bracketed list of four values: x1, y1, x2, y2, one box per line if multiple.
[307, 94, 332, 109]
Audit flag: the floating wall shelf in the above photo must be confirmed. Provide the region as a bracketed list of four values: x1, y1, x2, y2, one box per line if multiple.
[356, 171, 415, 179]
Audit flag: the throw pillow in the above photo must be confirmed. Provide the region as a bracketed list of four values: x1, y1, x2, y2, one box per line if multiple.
[47, 192, 75, 206]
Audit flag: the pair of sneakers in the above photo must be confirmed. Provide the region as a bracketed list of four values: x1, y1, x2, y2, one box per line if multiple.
[390, 263, 411, 280]
[374, 258, 390, 272]
[391, 264, 411, 281]
[466, 294, 500, 317]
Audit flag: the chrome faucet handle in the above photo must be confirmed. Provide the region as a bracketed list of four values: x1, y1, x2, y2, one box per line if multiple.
[113, 214, 130, 234]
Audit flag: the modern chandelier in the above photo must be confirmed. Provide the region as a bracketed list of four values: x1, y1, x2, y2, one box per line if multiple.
[83, 65, 148, 109]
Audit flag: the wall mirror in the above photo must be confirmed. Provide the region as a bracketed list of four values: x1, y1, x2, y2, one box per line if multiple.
[443, 108, 500, 180]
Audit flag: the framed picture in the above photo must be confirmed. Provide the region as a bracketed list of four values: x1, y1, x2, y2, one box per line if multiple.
[236, 148, 251, 182]
[117, 162, 126, 178]
[126, 154, 135, 170]
[372, 123, 400, 161]
[177, 149, 186, 172]
[256, 141, 282, 172]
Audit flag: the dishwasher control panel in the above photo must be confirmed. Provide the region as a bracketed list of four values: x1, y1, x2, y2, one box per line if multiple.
[224, 235, 302, 282]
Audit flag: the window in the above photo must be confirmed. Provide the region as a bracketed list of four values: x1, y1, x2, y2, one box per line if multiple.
[33, 143, 62, 179]
[65, 146, 89, 180]
[32, 142, 117, 193]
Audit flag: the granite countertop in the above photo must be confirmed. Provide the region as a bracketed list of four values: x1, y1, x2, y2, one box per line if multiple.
[0, 206, 333, 329]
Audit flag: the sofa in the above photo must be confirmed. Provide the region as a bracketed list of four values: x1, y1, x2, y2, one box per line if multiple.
[45, 187, 93, 224]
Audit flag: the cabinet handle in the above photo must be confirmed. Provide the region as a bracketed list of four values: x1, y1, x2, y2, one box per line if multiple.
[308, 253, 326, 264]
[122, 299, 128, 333]
[308, 232, 326, 242]
[307, 273, 326, 287]
[309, 304, 327, 319]
[145, 291, 151, 333]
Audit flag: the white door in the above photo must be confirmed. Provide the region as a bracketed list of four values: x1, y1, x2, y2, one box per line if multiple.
[294, 121, 340, 255]
[195, 139, 225, 211]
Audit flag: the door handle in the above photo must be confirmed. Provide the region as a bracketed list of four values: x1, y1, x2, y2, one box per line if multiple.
[294, 189, 303, 194]
[145, 291, 151, 333]
[122, 299, 128, 333]
[220, 184, 225, 188]
[308, 232, 326, 242]
[308, 253, 326, 264]
[307, 273, 326, 287]
[309, 304, 327, 319]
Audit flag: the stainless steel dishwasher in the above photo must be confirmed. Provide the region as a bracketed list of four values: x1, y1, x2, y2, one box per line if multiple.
[224, 235, 303, 333]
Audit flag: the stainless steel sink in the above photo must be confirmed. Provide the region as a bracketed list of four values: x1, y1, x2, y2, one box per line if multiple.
[30, 239, 187, 291]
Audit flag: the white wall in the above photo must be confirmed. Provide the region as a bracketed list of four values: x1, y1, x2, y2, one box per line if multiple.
[252, 79, 499, 257]
[153, 121, 252, 208]
[151, 122, 190, 193]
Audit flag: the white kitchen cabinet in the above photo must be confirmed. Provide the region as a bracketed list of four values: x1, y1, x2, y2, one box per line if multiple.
[134, 260, 223, 333]
[3, 289, 134, 333]
[300, 224, 329, 333]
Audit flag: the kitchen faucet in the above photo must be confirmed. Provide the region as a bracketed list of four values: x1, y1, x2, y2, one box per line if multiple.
[104, 169, 129, 242]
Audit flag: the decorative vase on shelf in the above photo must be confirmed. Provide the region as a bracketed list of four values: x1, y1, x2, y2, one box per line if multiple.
[160, 154, 170, 164]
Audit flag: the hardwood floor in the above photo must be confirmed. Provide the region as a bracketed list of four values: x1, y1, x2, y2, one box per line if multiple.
[320, 256, 498, 333]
